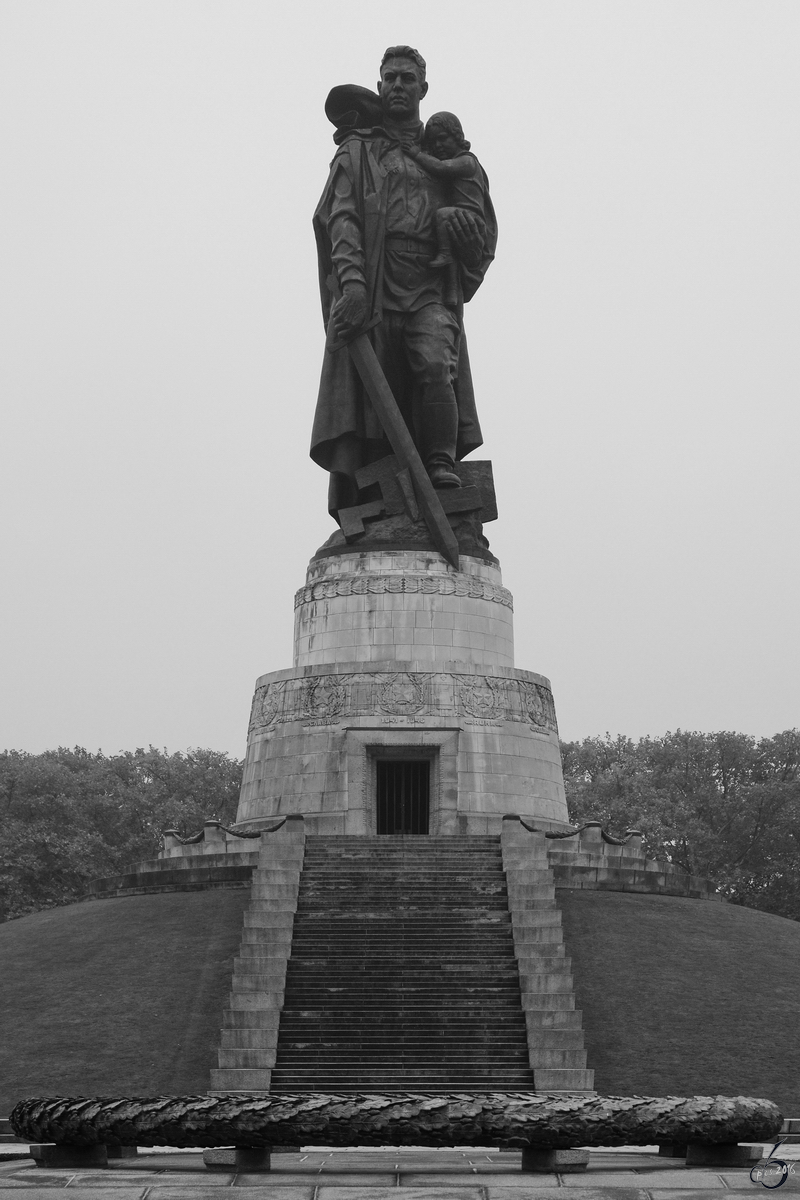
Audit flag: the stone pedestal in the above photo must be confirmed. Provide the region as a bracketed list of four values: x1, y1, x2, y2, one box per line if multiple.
[237, 548, 569, 833]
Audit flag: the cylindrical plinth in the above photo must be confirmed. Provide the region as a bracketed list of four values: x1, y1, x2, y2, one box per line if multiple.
[237, 550, 570, 834]
[294, 550, 514, 670]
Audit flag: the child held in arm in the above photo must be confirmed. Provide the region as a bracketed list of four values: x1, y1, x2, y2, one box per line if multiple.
[406, 111, 488, 270]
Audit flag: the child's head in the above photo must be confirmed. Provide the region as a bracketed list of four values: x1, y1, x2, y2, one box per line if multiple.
[424, 111, 470, 159]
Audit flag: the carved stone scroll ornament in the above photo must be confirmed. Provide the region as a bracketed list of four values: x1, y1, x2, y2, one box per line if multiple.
[295, 574, 513, 611]
[11, 1093, 782, 1151]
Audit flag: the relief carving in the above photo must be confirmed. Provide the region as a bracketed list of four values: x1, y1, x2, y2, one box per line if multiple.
[249, 682, 286, 730]
[378, 672, 428, 715]
[295, 574, 513, 611]
[248, 671, 558, 734]
[459, 676, 504, 719]
[302, 675, 346, 720]
[521, 682, 558, 732]
[260, 681, 284, 726]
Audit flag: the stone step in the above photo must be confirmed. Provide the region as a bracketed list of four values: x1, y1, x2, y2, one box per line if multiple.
[271, 1061, 534, 1075]
[268, 1073, 536, 1087]
[279, 940, 522, 952]
[301, 867, 507, 875]
[277, 1015, 529, 1027]
[521, 993, 576, 1010]
[275, 1022, 532, 1032]
[301, 859, 506, 867]
[519, 973, 576, 993]
[210, 1068, 273, 1090]
[220, 1029, 279, 1049]
[272, 1049, 532, 1063]
[269, 1070, 536, 1084]
[277, 949, 525, 959]
[277, 999, 531, 1009]
[226, 993, 284, 1011]
[512, 910, 562, 927]
[275, 1031, 529, 1043]
[296, 880, 508, 888]
[299, 868, 505, 875]
[295, 900, 513, 909]
[524, 1029, 586, 1049]
[279, 987, 529, 998]
[296, 900, 514, 907]
[533, 1069, 595, 1090]
[282, 963, 525, 976]
[299, 868, 505, 876]
[222, 1009, 283, 1029]
[260, 835, 551, 1092]
[304, 842, 501, 849]
[286, 920, 515, 929]
[525, 1049, 588, 1069]
[219, 1048, 277, 1068]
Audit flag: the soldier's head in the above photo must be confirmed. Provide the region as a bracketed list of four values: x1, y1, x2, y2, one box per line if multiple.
[378, 45, 428, 122]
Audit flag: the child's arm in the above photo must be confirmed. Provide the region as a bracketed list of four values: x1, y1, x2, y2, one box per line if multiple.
[405, 147, 477, 179]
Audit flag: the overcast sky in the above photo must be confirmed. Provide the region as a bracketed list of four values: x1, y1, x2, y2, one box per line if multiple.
[2, 0, 798, 758]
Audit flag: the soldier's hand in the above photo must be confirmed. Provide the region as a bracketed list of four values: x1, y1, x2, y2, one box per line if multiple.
[445, 209, 484, 268]
[331, 283, 369, 341]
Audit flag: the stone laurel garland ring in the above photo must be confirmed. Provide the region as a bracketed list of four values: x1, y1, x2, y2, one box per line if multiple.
[11, 1093, 782, 1150]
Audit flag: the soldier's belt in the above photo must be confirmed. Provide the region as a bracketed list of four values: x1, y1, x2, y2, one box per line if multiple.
[384, 237, 437, 254]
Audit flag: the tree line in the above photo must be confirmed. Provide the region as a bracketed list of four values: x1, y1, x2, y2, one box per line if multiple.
[0, 747, 241, 921]
[562, 729, 800, 921]
[1, 730, 798, 922]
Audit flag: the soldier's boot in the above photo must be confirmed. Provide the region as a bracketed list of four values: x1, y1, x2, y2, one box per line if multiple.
[419, 395, 461, 489]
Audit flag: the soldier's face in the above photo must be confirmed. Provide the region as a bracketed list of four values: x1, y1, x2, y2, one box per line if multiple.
[378, 57, 428, 120]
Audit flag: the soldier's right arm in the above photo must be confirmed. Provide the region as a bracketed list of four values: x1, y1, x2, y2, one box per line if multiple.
[325, 157, 370, 340]
[327, 161, 366, 292]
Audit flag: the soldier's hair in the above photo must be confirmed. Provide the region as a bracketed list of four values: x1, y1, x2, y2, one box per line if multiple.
[425, 111, 470, 152]
[380, 45, 426, 82]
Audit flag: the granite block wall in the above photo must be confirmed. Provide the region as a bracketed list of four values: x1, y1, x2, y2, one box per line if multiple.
[236, 548, 571, 833]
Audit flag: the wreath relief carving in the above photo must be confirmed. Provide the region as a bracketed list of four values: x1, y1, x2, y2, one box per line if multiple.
[295, 574, 513, 611]
[248, 672, 558, 733]
[522, 682, 557, 731]
[378, 672, 427, 715]
[459, 676, 504, 719]
[302, 675, 346, 720]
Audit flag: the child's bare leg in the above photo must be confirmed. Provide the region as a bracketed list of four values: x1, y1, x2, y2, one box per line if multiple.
[430, 207, 457, 268]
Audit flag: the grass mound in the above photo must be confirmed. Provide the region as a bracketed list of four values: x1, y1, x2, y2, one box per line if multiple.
[559, 890, 800, 1115]
[0, 889, 248, 1118]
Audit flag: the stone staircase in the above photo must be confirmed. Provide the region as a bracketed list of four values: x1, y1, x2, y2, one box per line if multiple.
[271, 835, 533, 1092]
[211, 829, 593, 1095]
[500, 818, 594, 1094]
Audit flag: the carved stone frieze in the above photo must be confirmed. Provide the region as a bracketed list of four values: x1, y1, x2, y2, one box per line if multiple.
[248, 670, 558, 735]
[295, 573, 513, 611]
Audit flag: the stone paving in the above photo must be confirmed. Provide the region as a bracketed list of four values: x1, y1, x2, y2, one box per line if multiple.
[1, 1146, 798, 1199]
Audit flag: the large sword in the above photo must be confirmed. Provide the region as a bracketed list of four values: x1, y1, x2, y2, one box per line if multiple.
[328, 276, 461, 570]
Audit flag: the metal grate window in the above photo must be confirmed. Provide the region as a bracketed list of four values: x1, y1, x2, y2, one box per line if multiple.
[376, 760, 430, 834]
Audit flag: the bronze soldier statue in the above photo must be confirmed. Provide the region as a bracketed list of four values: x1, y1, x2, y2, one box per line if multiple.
[311, 46, 497, 521]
